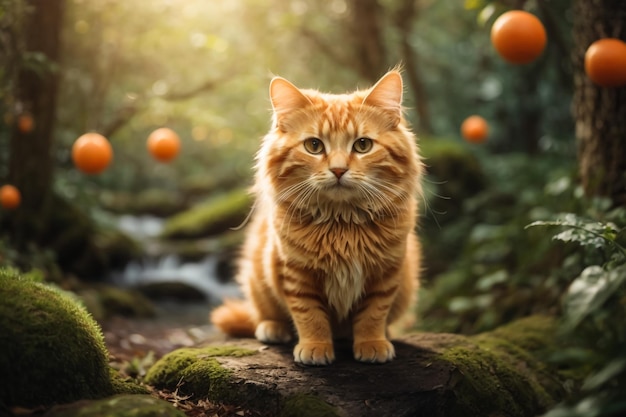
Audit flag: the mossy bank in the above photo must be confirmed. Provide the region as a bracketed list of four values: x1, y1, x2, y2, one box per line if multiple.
[0, 269, 145, 409]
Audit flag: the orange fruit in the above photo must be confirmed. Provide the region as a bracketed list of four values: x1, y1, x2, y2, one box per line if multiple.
[0, 184, 21, 209]
[147, 127, 181, 162]
[17, 114, 34, 133]
[584, 38, 626, 87]
[72, 132, 113, 174]
[491, 10, 547, 64]
[461, 115, 489, 143]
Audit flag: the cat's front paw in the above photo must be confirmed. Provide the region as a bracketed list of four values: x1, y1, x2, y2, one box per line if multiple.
[294, 342, 335, 365]
[354, 339, 395, 363]
[255, 320, 293, 344]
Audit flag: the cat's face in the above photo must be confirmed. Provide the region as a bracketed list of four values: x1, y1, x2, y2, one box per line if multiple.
[258, 71, 421, 220]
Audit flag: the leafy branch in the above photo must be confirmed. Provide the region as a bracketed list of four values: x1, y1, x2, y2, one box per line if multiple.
[527, 213, 626, 329]
[526, 214, 626, 259]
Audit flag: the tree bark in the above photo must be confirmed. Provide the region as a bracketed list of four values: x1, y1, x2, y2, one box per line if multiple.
[395, 0, 434, 135]
[573, 0, 626, 206]
[347, 0, 388, 83]
[7, 0, 65, 246]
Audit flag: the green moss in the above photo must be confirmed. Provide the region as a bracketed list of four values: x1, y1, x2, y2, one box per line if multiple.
[43, 394, 186, 417]
[101, 188, 187, 216]
[438, 316, 566, 417]
[145, 346, 256, 399]
[281, 394, 342, 417]
[481, 315, 557, 352]
[77, 285, 156, 321]
[418, 139, 487, 281]
[93, 227, 142, 271]
[96, 285, 156, 318]
[180, 359, 234, 401]
[161, 188, 252, 239]
[419, 138, 486, 208]
[110, 369, 150, 395]
[0, 268, 113, 407]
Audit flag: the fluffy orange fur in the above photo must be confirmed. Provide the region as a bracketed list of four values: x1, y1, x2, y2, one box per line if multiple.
[211, 70, 423, 365]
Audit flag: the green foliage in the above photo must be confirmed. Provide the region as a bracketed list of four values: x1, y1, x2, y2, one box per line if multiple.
[420, 139, 487, 276]
[527, 214, 625, 258]
[562, 264, 626, 330]
[419, 151, 580, 333]
[527, 210, 626, 417]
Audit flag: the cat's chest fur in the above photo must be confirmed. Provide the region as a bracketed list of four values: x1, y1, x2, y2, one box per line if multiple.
[278, 217, 393, 319]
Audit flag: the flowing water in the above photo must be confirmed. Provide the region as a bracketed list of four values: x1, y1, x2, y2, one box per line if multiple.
[110, 214, 241, 304]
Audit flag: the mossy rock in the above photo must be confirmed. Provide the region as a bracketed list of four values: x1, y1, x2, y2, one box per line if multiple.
[147, 229, 244, 263]
[0, 269, 114, 407]
[100, 189, 188, 217]
[438, 317, 568, 417]
[43, 394, 185, 417]
[136, 282, 207, 302]
[420, 139, 486, 214]
[92, 228, 142, 272]
[109, 369, 150, 396]
[145, 316, 578, 416]
[180, 171, 247, 200]
[95, 285, 156, 318]
[161, 188, 252, 240]
[41, 194, 141, 280]
[419, 139, 487, 278]
[144, 346, 256, 401]
[77, 285, 156, 321]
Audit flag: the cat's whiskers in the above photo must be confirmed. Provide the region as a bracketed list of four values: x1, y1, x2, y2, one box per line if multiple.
[277, 179, 320, 235]
[360, 179, 408, 219]
[276, 180, 308, 203]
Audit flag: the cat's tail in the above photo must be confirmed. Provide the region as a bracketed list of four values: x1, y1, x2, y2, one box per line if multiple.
[210, 299, 256, 338]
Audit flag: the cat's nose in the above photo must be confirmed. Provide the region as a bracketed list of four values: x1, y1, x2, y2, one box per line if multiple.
[330, 167, 347, 179]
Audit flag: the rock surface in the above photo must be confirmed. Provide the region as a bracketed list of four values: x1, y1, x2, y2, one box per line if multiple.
[146, 316, 575, 417]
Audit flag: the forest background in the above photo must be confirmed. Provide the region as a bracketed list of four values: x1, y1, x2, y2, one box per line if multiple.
[1, 1, 625, 416]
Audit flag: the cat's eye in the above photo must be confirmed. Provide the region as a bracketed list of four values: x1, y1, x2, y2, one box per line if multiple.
[303, 137, 325, 154]
[353, 138, 373, 154]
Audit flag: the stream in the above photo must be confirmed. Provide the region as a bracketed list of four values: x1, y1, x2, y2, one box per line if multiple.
[109, 214, 241, 305]
[102, 215, 242, 358]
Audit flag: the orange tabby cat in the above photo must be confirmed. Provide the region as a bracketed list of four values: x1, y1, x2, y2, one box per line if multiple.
[211, 70, 422, 365]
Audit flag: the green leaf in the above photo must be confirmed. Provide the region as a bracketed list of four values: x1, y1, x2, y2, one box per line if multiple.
[526, 214, 625, 257]
[464, 0, 486, 11]
[552, 228, 607, 249]
[477, 4, 496, 26]
[541, 395, 605, 417]
[476, 269, 508, 291]
[582, 357, 626, 391]
[564, 264, 626, 328]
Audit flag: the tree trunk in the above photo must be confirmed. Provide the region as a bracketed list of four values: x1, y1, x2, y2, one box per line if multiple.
[395, 0, 434, 135]
[347, 0, 388, 83]
[7, 0, 65, 246]
[573, 0, 626, 206]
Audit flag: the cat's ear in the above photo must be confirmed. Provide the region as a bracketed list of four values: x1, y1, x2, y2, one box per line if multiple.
[269, 77, 312, 117]
[362, 71, 403, 126]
